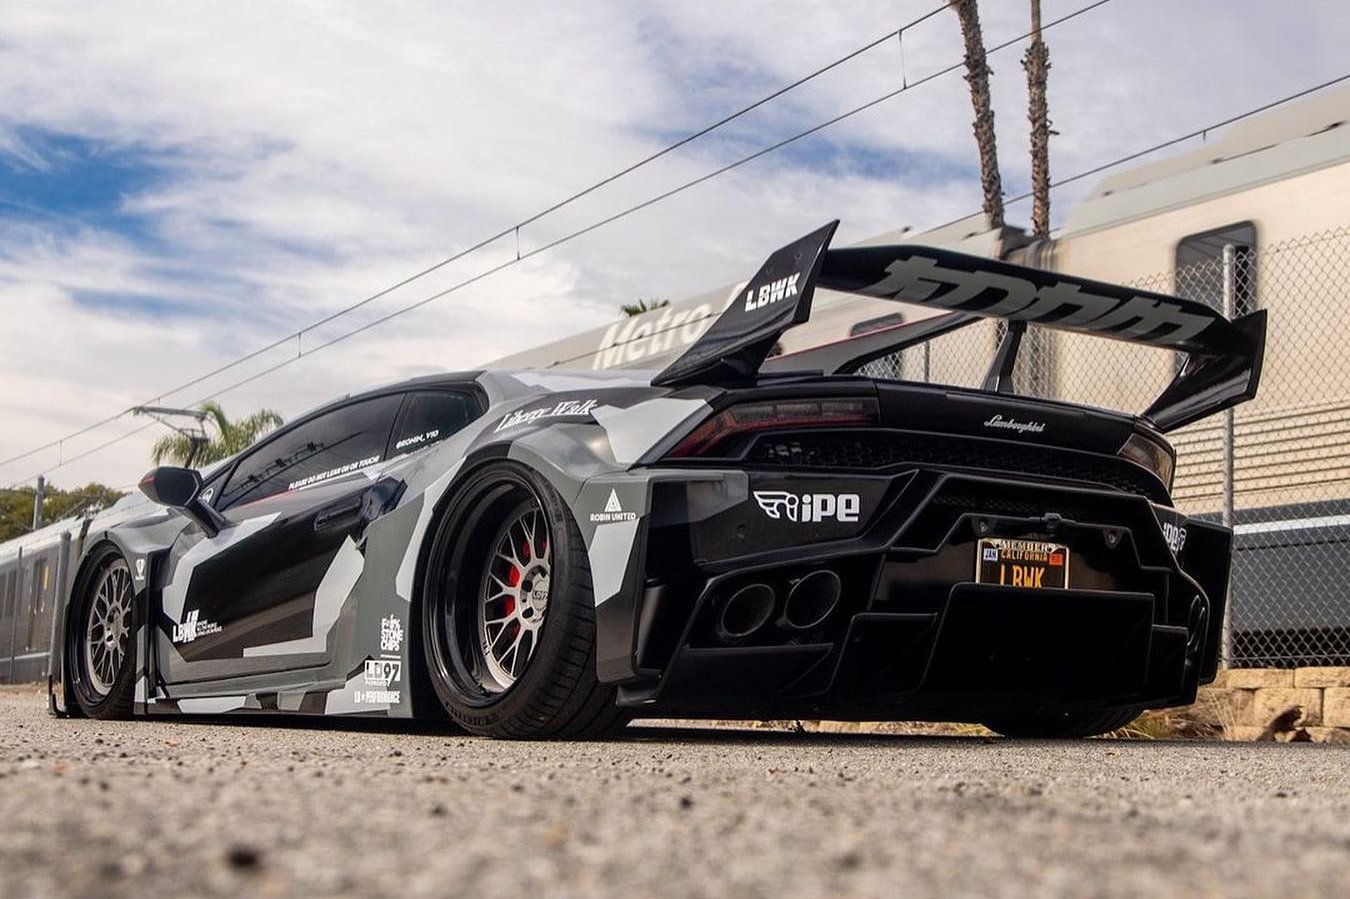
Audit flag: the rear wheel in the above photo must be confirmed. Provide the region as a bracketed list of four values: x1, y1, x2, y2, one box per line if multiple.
[984, 707, 1140, 739]
[421, 463, 628, 739]
[68, 548, 136, 719]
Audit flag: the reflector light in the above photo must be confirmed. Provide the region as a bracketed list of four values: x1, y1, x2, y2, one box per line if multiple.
[669, 398, 878, 457]
[1119, 432, 1175, 490]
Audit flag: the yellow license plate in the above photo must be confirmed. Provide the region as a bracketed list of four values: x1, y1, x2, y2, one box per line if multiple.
[975, 538, 1069, 589]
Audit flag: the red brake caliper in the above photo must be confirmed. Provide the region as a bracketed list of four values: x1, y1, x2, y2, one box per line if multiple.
[505, 566, 520, 615]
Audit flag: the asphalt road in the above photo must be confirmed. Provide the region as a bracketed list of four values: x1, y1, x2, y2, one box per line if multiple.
[2, 686, 1348, 899]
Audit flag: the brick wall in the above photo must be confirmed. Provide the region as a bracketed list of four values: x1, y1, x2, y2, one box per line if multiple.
[1194, 667, 1350, 742]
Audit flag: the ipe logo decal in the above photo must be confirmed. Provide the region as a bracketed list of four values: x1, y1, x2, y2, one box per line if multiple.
[1161, 522, 1187, 554]
[752, 490, 861, 524]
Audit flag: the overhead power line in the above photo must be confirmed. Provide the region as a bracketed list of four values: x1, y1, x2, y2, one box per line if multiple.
[346, 67, 1350, 375]
[27, 0, 1332, 488]
[161, 0, 1127, 397]
[0, 1, 953, 475]
[26, 0, 1279, 488]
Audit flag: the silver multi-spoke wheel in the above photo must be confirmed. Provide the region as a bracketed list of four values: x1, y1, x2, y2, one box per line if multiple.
[84, 557, 133, 695]
[477, 502, 551, 692]
[424, 463, 627, 737]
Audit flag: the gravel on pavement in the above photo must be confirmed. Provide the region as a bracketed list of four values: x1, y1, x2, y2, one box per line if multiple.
[1, 685, 1348, 898]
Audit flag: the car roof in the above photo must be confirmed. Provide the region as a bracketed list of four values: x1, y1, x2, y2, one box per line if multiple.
[287, 367, 659, 428]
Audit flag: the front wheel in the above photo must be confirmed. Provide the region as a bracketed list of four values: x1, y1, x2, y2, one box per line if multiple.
[421, 463, 628, 739]
[984, 707, 1140, 739]
[68, 547, 136, 719]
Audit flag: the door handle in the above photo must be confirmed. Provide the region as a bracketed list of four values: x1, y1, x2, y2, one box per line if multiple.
[314, 497, 364, 532]
[313, 477, 405, 534]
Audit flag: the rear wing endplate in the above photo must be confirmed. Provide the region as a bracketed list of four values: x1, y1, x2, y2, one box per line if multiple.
[651, 221, 838, 388]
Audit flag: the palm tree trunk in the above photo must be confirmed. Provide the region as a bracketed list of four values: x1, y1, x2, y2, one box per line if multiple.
[949, 0, 1004, 228]
[1024, 0, 1052, 238]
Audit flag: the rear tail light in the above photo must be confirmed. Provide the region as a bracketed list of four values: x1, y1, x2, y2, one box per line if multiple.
[669, 397, 878, 458]
[1119, 432, 1175, 490]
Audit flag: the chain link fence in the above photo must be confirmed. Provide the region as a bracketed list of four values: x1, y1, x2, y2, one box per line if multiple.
[859, 226, 1350, 668]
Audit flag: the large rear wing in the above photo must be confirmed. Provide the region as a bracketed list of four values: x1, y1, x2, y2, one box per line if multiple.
[652, 221, 1266, 433]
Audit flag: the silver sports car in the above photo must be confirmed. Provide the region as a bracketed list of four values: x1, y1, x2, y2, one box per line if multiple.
[50, 221, 1265, 738]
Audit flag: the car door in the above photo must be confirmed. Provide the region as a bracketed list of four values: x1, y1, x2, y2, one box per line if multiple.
[158, 392, 404, 684]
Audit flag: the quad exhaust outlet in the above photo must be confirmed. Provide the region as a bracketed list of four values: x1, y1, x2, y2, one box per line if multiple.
[1186, 594, 1209, 653]
[714, 570, 843, 643]
[715, 583, 776, 643]
[781, 570, 842, 631]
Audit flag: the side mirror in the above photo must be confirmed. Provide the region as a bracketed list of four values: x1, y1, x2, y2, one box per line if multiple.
[139, 467, 229, 537]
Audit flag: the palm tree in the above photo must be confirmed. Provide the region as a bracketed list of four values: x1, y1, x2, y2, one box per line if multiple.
[620, 299, 670, 317]
[151, 402, 284, 467]
[1023, 0, 1052, 238]
[949, 0, 1005, 228]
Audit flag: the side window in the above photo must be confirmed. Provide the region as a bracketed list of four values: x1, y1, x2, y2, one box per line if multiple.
[1174, 223, 1256, 374]
[390, 392, 478, 458]
[219, 394, 402, 509]
[1175, 223, 1257, 315]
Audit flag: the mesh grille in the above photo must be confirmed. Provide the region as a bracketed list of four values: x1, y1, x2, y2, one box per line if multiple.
[745, 430, 1167, 500]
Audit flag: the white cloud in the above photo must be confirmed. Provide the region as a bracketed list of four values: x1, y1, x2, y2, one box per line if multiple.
[0, 0, 1347, 488]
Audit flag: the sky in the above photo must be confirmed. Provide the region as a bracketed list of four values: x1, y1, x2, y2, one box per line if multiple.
[1, 0, 1348, 491]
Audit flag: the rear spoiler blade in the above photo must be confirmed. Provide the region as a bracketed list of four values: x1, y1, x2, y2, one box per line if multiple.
[654, 224, 1266, 432]
[818, 244, 1255, 358]
[814, 244, 1266, 432]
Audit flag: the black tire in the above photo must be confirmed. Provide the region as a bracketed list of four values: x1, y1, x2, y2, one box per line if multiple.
[984, 707, 1140, 739]
[420, 462, 628, 739]
[67, 546, 136, 719]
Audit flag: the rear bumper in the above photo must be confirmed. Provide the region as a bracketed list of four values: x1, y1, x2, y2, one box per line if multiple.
[622, 583, 1194, 722]
[597, 466, 1231, 722]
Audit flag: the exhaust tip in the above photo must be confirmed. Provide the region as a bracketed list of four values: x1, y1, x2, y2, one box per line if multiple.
[1186, 594, 1209, 652]
[716, 583, 776, 642]
[782, 570, 842, 631]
